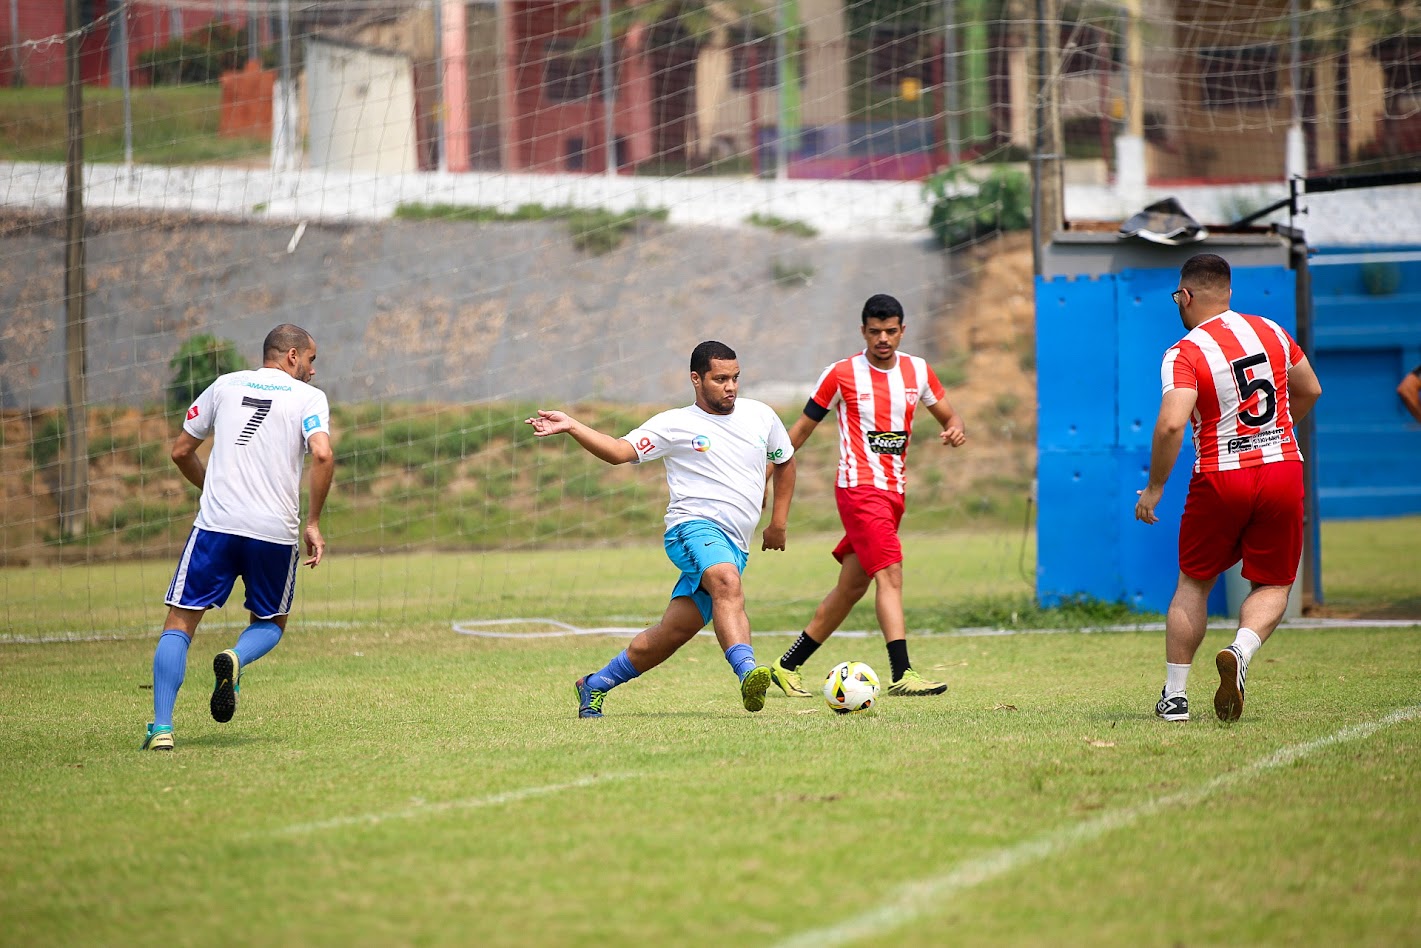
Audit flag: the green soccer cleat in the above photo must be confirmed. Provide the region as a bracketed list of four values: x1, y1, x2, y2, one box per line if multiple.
[210, 649, 242, 724]
[141, 723, 174, 751]
[884, 668, 948, 696]
[740, 665, 772, 712]
[771, 659, 813, 698]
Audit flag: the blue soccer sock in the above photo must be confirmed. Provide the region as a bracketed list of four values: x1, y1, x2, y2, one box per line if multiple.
[725, 643, 758, 681]
[233, 620, 283, 667]
[152, 629, 190, 728]
[588, 650, 640, 692]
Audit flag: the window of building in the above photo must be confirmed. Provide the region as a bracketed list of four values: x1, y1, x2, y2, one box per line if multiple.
[868, 25, 928, 89]
[544, 39, 602, 102]
[1377, 37, 1421, 115]
[731, 28, 774, 90]
[730, 27, 806, 91]
[1199, 45, 1279, 110]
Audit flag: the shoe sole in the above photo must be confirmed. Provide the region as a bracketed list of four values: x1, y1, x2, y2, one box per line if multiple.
[143, 734, 174, 751]
[1214, 649, 1244, 722]
[574, 677, 603, 718]
[1156, 710, 1190, 722]
[741, 666, 772, 712]
[886, 683, 948, 696]
[211, 651, 239, 724]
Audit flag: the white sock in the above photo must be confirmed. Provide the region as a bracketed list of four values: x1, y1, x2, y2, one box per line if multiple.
[1232, 628, 1263, 663]
[1165, 662, 1191, 697]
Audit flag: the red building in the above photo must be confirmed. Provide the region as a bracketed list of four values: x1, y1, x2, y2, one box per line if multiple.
[1, 1, 237, 88]
[502, 0, 685, 173]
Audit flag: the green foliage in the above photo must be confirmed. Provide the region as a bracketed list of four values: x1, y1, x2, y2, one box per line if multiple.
[923, 166, 1032, 250]
[167, 335, 246, 411]
[27, 413, 65, 468]
[566, 208, 668, 254]
[744, 213, 819, 238]
[771, 259, 815, 287]
[136, 23, 248, 85]
[393, 203, 668, 255]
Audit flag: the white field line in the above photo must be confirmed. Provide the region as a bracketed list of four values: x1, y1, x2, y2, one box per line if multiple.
[263, 772, 640, 838]
[774, 704, 1421, 948]
[450, 617, 1421, 639]
[1, 619, 359, 646]
[7, 616, 1415, 647]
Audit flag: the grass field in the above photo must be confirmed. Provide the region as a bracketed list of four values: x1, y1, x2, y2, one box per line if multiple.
[2, 525, 1419, 945]
[0, 86, 266, 165]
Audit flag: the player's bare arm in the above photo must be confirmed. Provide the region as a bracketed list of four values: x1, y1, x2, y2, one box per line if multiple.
[927, 398, 967, 447]
[170, 430, 207, 489]
[1136, 388, 1198, 524]
[762, 456, 796, 551]
[1396, 370, 1421, 425]
[1288, 355, 1324, 423]
[304, 431, 334, 568]
[525, 409, 638, 464]
[786, 413, 820, 451]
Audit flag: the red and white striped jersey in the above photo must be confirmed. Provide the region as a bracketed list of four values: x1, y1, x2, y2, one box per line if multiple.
[1161, 310, 1304, 473]
[806, 350, 946, 492]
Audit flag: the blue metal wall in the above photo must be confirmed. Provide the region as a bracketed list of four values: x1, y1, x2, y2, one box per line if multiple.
[1035, 265, 1297, 614]
[1308, 247, 1421, 518]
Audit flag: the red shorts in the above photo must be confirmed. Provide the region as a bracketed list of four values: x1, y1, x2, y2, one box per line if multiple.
[833, 486, 906, 576]
[1178, 461, 1304, 586]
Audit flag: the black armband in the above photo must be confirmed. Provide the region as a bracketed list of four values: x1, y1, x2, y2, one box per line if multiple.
[803, 399, 830, 422]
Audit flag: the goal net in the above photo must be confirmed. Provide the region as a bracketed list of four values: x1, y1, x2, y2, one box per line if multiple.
[1, 0, 1416, 639]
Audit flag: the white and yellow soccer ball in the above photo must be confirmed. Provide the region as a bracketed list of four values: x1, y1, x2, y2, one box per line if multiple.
[823, 661, 880, 714]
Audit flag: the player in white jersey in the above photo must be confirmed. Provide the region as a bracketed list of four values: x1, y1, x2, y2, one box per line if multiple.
[142, 325, 334, 751]
[526, 341, 797, 717]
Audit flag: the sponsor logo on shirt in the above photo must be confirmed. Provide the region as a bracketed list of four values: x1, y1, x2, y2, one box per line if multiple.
[1226, 428, 1287, 454]
[303, 414, 321, 433]
[691, 435, 712, 453]
[867, 430, 909, 455]
[766, 448, 785, 461]
[186, 405, 199, 421]
[246, 381, 293, 392]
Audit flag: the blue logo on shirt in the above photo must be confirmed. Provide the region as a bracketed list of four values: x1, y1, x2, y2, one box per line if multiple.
[303, 415, 321, 432]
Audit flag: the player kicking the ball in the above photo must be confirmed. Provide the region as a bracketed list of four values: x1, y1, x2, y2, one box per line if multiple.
[770, 293, 966, 699]
[1136, 254, 1321, 723]
[142, 325, 333, 751]
[526, 340, 796, 718]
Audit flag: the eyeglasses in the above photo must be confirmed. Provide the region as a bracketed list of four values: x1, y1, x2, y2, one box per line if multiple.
[1171, 287, 1191, 305]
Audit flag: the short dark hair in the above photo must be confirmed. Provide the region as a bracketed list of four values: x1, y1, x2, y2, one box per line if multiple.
[1179, 253, 1231, 293]
[262, 323, 314, 362]
[690, 340, 737, 376]
[861, 293, 905, 325]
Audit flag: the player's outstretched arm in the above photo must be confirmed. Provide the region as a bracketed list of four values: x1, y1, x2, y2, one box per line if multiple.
[304, 431, 334, 568]
[1135, 388, 1196, 524]
[525, 409, 638, 465]
[762, 456, 796, 551]
[927, 398, 967, 447]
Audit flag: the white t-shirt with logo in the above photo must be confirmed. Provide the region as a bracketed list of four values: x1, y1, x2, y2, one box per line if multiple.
[623, 398, 793, 552]
[183, 367, 331, 545]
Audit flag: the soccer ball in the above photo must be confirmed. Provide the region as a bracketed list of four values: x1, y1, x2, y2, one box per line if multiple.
[823, 661, 880, 714]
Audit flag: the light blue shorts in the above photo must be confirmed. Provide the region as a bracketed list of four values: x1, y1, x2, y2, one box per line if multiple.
[663, 519, 748, 625]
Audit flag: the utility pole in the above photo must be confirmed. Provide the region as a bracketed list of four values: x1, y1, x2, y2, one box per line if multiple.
[1030, 0, 1064, 276]
[62, 0, 89, 539]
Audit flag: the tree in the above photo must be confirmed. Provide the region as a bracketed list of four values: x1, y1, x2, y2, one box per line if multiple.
[167, 335, 246, 411]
